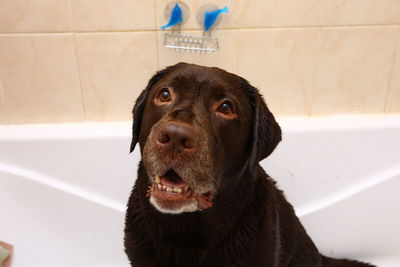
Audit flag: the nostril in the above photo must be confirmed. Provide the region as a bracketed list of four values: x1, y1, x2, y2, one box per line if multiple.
[156, 123, 198, 151]
[157, 132, 170, 144]
[181, 138, 195, 149]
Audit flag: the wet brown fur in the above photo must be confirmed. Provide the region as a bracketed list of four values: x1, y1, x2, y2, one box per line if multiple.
[124, 63, 375, 267]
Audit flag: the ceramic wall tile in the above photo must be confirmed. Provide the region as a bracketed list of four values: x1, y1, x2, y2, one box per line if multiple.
[0, 0, 71, 33]
[238, 28, 322, 116]
[0, 34, 84, 124]
[322, 0, 400, 26]
[312, 27, 399, 115]
[75, 32, 158, 121]
[70, 0, 155, 31]
[236, 0, 321, 28]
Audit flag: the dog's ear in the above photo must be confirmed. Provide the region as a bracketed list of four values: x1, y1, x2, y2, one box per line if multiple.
[130, 89, 147, 153]
[247, 82, 282, 173]
[130, 66, 174, 153]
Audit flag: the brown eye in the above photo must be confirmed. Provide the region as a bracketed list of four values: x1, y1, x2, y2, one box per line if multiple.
[157, 88, 172, 103]
[217, 101, 234, 115]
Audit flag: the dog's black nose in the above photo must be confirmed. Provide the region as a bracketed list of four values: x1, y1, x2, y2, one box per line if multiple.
[156, 122, 198, 152]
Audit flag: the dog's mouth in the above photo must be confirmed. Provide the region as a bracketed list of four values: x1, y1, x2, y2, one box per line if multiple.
[147, 169, 214, 213]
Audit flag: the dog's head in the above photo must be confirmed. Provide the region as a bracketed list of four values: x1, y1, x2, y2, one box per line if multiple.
[130, 63, 281, 214]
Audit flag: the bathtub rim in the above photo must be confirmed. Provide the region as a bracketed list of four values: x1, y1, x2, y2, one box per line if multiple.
[0, 114, 399, 140]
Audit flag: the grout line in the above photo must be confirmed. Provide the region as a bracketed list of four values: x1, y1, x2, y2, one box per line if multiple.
[71, 33, 87, 121]
[67, 0, 87, 121]
[309, 29, 324, 117]
[66, 0, 74, 34]
[73, 34, 87, 121]
[384, 27, 400, 112]
[2, 24, 400, 35]
[235, 28, 239, 74]
[153, 0, 160, 31]
[236, 24, 400, 31]
[0, 81, 9, 124]
[0, 30, 157, 35]
[154, 0, 160, 69]
[319, 0, 324, 28]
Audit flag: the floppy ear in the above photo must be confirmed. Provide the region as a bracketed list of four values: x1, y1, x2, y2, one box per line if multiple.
[130, 89, 147, 153]
[130, 67, 174, 153]
[247, 83, 282, 173]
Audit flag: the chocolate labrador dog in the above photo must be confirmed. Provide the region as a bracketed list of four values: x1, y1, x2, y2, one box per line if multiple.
[124, 63, 374, 267]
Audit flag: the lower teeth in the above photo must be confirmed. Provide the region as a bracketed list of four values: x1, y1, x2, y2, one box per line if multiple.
[155, 182, 186, 194]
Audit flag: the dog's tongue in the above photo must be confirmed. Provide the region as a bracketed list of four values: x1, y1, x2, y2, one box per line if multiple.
[156, 173, 213, 210]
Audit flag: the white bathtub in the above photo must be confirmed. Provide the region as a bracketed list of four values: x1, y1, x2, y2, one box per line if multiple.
[0, 115, 399, 267]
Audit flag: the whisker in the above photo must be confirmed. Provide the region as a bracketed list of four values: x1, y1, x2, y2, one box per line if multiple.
[207, 173, 217, 184]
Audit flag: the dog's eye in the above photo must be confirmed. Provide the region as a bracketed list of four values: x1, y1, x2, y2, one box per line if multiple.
[217, 101, 234, 115]
[157, 88, 172, 103]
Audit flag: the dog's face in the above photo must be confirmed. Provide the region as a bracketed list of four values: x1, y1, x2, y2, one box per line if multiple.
[130, 63, 281, 214]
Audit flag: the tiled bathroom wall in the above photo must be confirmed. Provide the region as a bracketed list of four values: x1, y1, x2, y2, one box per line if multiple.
[0, 0, 399, 124]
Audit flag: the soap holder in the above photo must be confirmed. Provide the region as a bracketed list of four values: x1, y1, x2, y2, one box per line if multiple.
[163, 32, 219, 54]
[161, 2, 228, 54]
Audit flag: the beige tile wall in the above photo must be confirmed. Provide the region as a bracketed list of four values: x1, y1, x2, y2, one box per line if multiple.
[0, 34, 84, 124]
[0, 0, 399, 124]
[75, 32, 158, 121]
[0, 0, 72, 33]
[238, 28, 321, 116]
[312, 27, 399, 115]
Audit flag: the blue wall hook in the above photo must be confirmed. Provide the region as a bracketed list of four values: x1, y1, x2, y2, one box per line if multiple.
[161, 3, 183, 30]
[203, 6, 229, 32]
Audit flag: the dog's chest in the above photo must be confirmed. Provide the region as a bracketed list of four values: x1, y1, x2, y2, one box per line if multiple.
[150, 223, 263, 267]
[153, 235, 208, 267]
